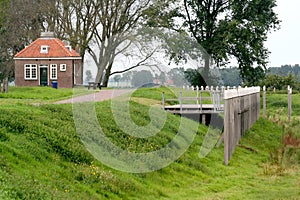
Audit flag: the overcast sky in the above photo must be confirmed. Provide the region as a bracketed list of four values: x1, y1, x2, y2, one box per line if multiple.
[85, 0, 298, 76]
[266, 0, 300, 67]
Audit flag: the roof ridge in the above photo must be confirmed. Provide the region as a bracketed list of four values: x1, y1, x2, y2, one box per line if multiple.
[53, 38, 73, 57]
[14, 37, 81, 59]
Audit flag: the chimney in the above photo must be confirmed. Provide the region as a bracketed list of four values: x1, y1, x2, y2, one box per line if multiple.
[40, 32, 55, 39]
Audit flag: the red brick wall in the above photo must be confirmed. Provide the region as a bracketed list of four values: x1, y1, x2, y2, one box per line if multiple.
[74, 59, 83, 85]
[14, 59, 82, 88]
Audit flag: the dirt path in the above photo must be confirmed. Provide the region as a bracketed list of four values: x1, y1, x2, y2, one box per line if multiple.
[55, 89, 133, 104]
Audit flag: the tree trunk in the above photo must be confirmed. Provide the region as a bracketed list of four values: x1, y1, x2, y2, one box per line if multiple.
[102, 63, 113, 87]
[203, 56, 210, 86]
[95, 71, 103, 84]
[4, 78, 8, 93]
[95, 64, 107, 85]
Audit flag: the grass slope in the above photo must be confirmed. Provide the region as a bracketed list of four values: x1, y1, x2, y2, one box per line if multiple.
[0, 87, 299, 199]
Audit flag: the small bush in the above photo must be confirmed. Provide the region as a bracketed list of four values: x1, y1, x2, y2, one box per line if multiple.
[268, 130, 300, 173]
[0, 128, 9, 142]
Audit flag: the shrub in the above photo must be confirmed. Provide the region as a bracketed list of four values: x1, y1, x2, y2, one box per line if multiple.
[0, 128, 9, 142]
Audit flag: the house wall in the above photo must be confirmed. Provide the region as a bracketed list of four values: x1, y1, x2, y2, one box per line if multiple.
[73, 59, 83, 85]
[15, 59, 81, 88]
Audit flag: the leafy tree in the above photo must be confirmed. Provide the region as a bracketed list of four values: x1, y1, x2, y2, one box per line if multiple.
[268, 64, 300, 79]
[243, 67, 265, 86]
[160, 0, 280, 83]
[219, 67, 242, 86]
[184, 68, 205, 87]
[261, 74, 300, 90]
[85, 70, 93, 83]
[113, 75, 121, 83]
[120, 71, 134, 82]
[167, 67, 186, 87]
[158, 72, 166, 85]
[131, 70, 154, 87]
[0, 0, 77, 91]
[0, 0, 51, 85]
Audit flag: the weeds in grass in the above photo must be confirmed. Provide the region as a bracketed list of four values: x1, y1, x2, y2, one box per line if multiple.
[265, 125, 300, 176]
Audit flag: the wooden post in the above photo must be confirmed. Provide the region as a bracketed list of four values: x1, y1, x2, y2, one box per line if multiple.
[200, 90, 203, 112]
[162, 92, 165, 110]
[257, 91, 260, 119]
[196, 86, 199, 104]
[288, 86, 292, 123]
[224, 98, 230, 165]
[180, 91, 183, 113]
[201, 114, 206, 124]
[4, 78, 8, 93]
[263, 86, 266, 118]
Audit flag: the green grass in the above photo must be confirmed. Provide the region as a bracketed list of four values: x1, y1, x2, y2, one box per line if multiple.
[0, 87, 299, 199]
[131, 86, 212, 105]
[0, 86, 98, 105]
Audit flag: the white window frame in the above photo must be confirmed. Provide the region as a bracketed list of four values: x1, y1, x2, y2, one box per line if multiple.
[60, 64, 67, 72]
[40, 45, 49, 53]
[65, 46, 72, 51]
[24, 64, 37, 80]
[50, 64, 57, 80]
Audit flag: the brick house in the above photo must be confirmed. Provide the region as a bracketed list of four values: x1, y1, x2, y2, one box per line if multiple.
[14, 32, 82, 88]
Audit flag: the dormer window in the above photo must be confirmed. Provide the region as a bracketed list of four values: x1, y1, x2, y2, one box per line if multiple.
[40, 45, 49, 53]
[65, 46, 72, 51]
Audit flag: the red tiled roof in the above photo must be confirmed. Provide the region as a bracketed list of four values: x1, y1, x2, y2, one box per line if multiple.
[14, 38, 81, 59]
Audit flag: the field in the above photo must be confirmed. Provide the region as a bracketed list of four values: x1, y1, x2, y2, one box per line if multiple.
[0, 87, 299, 199]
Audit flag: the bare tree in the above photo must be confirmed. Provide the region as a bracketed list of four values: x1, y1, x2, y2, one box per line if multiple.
[49, 0, 99, 58]
[0, 0, 45, 91]
[41, 0, 101, 85]
[86, 0, 158, 87]
[43, 0, 182, 87]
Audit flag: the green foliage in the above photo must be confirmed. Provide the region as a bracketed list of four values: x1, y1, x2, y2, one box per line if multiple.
[0, 87, 299, 199]
[184, 68, 206, 86]
[184, 68, 222, 86]
[243, 66, 266, 86]
[131, 70, 154, 87]
[0, 127, 9, 141]
[261, 92, 300, 176]
[85, 70, 93, 83]
[261, 74, 300, 90]
[219, 67, 242, 86]
[158, 0, 280, 84]
[167, 67, 187, 87]
[268, 64, 300, 80]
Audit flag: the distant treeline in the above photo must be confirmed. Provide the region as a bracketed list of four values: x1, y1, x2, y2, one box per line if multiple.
[220, 64, 300, 87]
[268, 64, 300, 80]
[109, 64, 300, 89]
[219, 67, 242, 86]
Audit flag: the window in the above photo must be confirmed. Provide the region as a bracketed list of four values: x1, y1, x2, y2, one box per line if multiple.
[65, 46, 72, 51]
[60, 64, 67, 72]
[24, 64, 37, 80]
[50, 64, 57, 79]
[40, 45, 49, 53]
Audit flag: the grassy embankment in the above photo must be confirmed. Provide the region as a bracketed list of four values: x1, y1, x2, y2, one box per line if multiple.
[0, 87, 299, 199]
